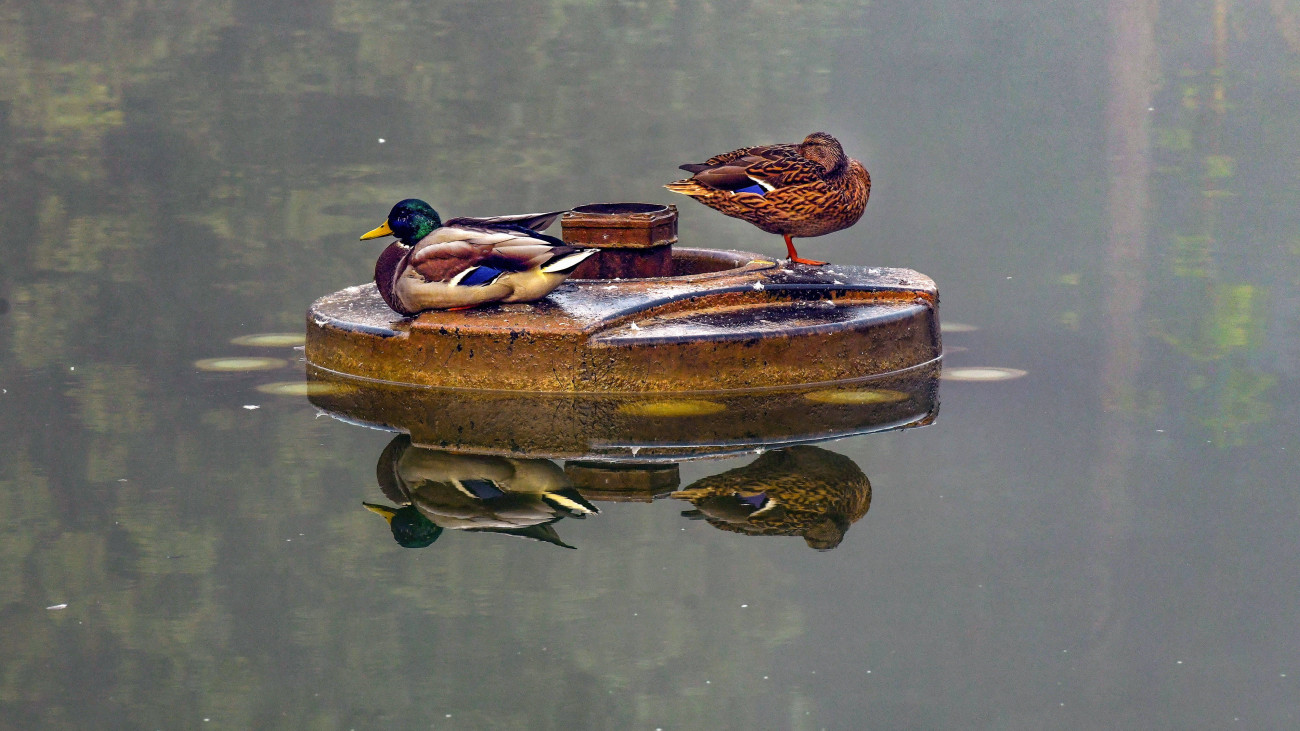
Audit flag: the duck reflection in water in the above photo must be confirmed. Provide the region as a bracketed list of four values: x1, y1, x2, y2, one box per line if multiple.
[364, 435, 599, 549]
[671, 445, 870, 551]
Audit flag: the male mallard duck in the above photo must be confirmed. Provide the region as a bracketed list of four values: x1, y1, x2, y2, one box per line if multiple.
[359, 198, 598, 314]
[364, 435, 599, 549]
[665, 132, 871, 266]
[671, 445, 871, 550]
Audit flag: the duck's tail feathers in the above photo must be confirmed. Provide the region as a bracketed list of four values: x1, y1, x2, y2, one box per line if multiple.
[541, 487, 600, 517]
[541, 248, 598, 274]
[664, 179, 709, 197]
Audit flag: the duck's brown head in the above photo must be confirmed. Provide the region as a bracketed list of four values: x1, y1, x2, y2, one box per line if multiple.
[799, 132, 849, 175]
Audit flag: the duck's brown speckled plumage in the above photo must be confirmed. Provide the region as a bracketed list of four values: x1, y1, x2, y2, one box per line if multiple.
[665, 132, 871, 265]
[670, 445, 871, 551]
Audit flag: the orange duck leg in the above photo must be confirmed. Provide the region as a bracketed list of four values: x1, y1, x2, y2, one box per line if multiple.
[784, 235, 827, 266]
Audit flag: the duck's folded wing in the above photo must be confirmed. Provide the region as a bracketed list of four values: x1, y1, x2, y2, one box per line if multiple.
[464, 523, 576, 549]
[743, 155, 828, 188]
[407, 227, 585, 282]
[479, 243, 582, 271]
[679, 148, 824, 193]
[446, 210, 567, 232]
[687, 142, 794, 169]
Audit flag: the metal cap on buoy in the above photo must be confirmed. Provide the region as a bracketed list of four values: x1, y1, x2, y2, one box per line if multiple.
[561, 202, 679, 279]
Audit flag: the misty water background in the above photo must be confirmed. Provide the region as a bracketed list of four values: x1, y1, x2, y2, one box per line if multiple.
[2, 0, 1299, 728]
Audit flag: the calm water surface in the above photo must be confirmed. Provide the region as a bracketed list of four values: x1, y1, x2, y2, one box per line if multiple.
[2, 1, 1299, 728]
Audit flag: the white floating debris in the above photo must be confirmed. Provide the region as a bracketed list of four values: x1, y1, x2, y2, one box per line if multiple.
[942, 367, 1027, 382]
[47, 604, 67, 610]
[378, 138, 386, 144]
[194, 357, 289, 372]
[230, 333, 305, 347]
[242, 404, 261, 410]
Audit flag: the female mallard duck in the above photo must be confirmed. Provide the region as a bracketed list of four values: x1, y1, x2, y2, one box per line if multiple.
[665, 132, 871, 266]
[670, 445, 871, 550]
[359, 198, 598, 314]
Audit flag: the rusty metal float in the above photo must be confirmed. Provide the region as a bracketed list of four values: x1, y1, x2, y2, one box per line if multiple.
[305, 203, 941, 393]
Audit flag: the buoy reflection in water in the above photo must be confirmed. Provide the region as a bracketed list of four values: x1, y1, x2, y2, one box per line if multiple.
[617, 399, 726, 417]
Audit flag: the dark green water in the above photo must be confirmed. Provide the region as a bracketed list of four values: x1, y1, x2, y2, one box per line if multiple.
[2, 1, 1299, 728]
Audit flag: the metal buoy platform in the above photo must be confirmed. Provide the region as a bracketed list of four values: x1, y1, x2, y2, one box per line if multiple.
[305, 204, 940, 392]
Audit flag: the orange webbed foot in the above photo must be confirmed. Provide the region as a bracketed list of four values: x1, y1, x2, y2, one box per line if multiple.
[782, 235, 826, 266]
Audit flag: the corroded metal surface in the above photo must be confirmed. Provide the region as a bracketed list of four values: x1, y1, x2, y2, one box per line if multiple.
[562, 203, 679, 249]
[563, 202, 679, 279]
[305, 247, 941, 392]
[306, 359, 940, 461]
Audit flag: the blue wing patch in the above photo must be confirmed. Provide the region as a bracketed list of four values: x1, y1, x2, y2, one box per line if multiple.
[457, 266, 506, 287]
[734, 183, 768, 196]
[460, 479, 507, 500]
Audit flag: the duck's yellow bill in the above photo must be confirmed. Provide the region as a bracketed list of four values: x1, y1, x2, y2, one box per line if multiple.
[363, 502, 398, 523]
[359, 221, 393, 240]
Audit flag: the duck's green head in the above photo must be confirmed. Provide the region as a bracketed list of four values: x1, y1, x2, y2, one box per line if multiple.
[359, 198, 442, 246]
[363, 502, 443, 548]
